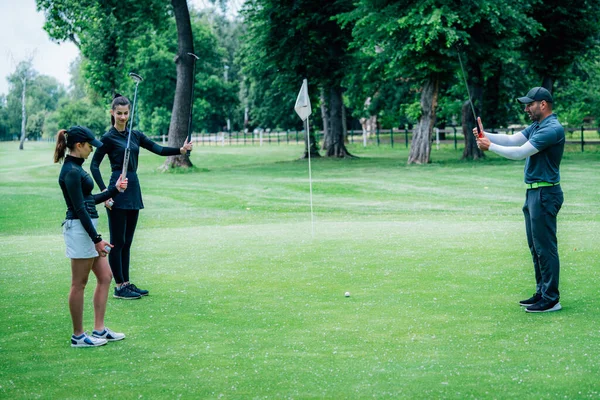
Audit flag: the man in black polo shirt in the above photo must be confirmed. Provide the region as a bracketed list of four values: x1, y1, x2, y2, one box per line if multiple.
[475, 86, 565, 313]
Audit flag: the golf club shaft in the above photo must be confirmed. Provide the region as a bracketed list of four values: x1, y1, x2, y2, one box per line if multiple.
[122, 73, 142, 184]
[457, 51, 482, 137]
[186, 53, 199, 154]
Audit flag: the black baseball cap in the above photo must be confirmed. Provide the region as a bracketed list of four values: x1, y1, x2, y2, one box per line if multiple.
[517, 87, 553, 104]
[66, 126, 103, 147]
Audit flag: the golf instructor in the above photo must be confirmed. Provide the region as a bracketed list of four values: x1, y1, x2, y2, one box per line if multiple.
[475, 86, 565, 313]
[90, 94, 193, 300]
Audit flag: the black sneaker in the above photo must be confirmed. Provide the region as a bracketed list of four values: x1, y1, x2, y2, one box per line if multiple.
[525, 298, 562, 313]
[519, 293, 542, 307]
[113, 286, 142, 300]
[127, 283, 149, 296]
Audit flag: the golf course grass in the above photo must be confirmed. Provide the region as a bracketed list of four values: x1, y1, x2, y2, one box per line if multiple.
[1, 141, 600, 398]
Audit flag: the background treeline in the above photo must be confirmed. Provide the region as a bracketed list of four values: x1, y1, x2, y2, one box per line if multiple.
[2, 0, 600, 162]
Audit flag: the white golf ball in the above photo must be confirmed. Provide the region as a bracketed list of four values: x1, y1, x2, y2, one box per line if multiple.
[345, 292, 350, 297]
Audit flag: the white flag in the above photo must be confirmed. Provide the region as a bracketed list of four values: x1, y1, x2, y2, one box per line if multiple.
[294, 79, 312, 121]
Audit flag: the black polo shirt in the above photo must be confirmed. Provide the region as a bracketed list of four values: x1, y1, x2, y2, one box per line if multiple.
[90, 127, 181, 210]
[59, 155, 119, 242]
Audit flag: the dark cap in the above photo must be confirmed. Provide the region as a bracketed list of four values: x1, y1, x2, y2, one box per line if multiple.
[517, 87, 553, 104]
[66, 126, 103, 148]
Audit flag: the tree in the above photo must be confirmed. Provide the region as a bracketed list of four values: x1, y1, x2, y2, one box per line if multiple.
[161, 0, 196, 169]
[9, 60, 37, 150]
[37, 0, 169, 97]
[523, 0, 600, 92]
[241, 0, 355, 158]
[342, 0, 537, 163]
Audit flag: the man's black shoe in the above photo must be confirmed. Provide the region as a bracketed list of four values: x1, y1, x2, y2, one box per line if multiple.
[525, 298, 562, 313]
[519, 293, 542, 307]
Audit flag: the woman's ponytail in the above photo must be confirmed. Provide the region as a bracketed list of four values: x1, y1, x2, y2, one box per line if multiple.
[53, 129, 68, 163]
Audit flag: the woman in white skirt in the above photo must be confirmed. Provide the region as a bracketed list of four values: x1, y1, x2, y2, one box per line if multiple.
[55, 126, 128, 347]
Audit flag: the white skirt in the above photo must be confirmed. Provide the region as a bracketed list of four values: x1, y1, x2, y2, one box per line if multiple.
[63, 219, 99, 259]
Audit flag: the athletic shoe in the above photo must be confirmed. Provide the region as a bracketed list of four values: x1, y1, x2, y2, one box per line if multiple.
[92, 327, 125, 342]
[525, 298, 562, 313]
[127, 283, 149, 296]
[519, 293, 542, 307]
[113, 285, 142, 299]
[71, 333, 107, 348]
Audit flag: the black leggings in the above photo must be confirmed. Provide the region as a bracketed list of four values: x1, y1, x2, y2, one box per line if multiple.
[106, 208, 139, 284]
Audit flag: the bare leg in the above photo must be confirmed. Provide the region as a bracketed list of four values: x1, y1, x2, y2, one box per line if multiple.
[91, 255, 113, 332]
[69, 258, 94, 336]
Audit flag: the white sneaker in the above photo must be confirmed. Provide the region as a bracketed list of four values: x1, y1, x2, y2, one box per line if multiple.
[71, 333, 107, 347]
[92, 327, 126, 341]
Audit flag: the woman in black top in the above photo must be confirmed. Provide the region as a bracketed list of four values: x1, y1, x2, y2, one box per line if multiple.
[55, 126, 128, 347]
[90, 94, 193, 299]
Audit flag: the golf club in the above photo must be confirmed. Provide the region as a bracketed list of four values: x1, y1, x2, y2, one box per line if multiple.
[457, 49, 482, 137]
[121, 72, 143, 186]
[186, 53, 199, 155]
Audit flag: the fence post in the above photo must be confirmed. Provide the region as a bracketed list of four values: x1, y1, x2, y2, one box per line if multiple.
[405, 127, 408, 148]
[453, 126, 457, 150]
[350, 129, 354, 144]
[581, 126, 585, 152]
[435, 128, 440, 150]
[286, 129, 289, 144]
[376, 126, 380, 146]
[390, 127, 394, 148]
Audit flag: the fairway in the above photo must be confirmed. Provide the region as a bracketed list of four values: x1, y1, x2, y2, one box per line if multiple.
[1, 142, 600, 398]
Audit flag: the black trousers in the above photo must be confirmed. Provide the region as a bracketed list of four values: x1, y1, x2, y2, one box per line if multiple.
[106, 208, 140, 284]
[523, 185, 564, 302]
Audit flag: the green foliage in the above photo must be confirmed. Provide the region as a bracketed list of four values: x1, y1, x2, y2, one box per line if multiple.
[554, 40, 600, 126]
[149, 106, 171, 136]
[45, 97, 108, 137]
[25, 111, 46, 140]
[240, 0, 354, 130]
[37, 0, 170, 98]
[22, 0, 600, 139]
[522, 0, 600, 86]
[0, 61, 68, 141]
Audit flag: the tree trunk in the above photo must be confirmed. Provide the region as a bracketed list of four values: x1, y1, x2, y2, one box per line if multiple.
[341, 100, 348, 144]
[301, 125, 321, 159]
[162, 0, 194, 170]
[461, 100, 485, 160]
[19, 78, 27, 150]
[407, 76, 438, 164]
[324, 86, 353, 157]
[542, 76, 553, 93]
[319, 87, 330, 151]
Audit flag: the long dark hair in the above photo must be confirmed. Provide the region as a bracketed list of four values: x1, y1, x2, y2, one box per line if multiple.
[111, 93, 131, 126]
[54, 129, 73, 163]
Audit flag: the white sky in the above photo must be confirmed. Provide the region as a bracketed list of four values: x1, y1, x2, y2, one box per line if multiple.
[0, 0, 79, 96]
[0, 0, 240, 97]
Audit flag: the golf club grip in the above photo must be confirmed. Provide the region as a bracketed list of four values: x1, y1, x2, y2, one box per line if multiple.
[120, 149, 130, 192]
[476, 116, 483, 138]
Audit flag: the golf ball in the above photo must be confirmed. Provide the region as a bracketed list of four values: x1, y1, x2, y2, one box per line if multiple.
[345, 292, 350, 297]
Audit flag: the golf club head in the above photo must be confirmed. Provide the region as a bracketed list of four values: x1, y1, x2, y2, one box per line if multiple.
[129, 72, 143, 83]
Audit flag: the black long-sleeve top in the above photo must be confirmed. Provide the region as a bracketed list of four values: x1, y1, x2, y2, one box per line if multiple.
[59, 155, 119, 243]
[90, 127, 181, 210]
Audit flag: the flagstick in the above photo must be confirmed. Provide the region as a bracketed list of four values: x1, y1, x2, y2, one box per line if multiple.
[306, 118, 314, 238]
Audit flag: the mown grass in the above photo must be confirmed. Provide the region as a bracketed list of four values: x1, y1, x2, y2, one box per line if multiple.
[1, 141, 600, 399]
